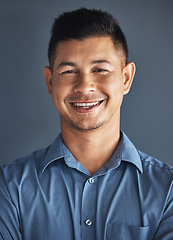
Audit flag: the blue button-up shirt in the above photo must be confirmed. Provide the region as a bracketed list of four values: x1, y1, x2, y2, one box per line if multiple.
[0, 131, 173, 240]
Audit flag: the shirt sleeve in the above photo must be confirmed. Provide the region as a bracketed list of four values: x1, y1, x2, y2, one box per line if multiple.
[0, 168, 22, 240]
[154, 181, 173, 239]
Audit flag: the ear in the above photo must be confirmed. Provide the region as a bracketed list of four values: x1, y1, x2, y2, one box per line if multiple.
[123, 62, 136, 95]
[44, 66, 53, 97]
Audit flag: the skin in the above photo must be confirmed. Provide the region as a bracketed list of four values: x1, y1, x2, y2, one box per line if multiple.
[44, 36, 136, 175]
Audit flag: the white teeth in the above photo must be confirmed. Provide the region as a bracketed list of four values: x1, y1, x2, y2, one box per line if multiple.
[72, 101, 100, 108]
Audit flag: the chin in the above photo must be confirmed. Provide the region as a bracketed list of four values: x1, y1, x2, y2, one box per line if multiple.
[71, 121, 104, 131]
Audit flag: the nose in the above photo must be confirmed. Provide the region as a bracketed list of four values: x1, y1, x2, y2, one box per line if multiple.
[73, 73, 96, 94]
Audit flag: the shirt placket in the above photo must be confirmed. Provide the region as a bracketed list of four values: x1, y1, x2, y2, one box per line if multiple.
[81, 176, 97, 240]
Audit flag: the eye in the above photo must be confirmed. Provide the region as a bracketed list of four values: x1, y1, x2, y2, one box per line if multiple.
[93, 68, 109, 73]
[60, 70, 77, 75]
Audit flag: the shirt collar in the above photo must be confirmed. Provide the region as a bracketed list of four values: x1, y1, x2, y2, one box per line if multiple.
[40, 134, 66, 172]
[40, 131, 143, 174]
[121, 131, 143, 173]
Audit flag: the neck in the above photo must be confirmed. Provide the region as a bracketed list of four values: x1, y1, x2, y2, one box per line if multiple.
[61, 118, 120, 175]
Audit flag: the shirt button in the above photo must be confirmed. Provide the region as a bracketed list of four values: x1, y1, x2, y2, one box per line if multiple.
[85, 219, 92, 226]
[88, 178, 94, 184]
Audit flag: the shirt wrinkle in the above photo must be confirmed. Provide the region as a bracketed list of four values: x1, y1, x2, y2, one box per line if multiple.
[141, 157, 173, 171]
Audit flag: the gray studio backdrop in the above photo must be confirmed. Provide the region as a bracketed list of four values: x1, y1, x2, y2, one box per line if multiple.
[0, 0, 173, 166]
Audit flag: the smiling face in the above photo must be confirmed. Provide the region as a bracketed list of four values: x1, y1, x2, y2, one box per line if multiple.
[44, 36, 135, 133]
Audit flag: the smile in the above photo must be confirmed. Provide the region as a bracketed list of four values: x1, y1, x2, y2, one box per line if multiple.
[70, 100, 104, 113]
[71, 101, 102, 109]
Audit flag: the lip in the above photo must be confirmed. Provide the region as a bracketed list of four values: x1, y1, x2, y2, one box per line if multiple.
[70, 100, 104, 114]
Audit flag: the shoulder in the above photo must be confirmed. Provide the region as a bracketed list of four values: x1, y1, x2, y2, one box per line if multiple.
[0, 145, 50, 184]
[138, 150, 173, 173]
[137, 150, 173, 187]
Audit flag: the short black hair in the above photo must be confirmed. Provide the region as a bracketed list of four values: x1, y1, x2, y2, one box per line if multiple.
[48, 8, 128, 71]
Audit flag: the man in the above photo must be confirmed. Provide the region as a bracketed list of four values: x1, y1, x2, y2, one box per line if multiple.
[0, 8, 173, 240]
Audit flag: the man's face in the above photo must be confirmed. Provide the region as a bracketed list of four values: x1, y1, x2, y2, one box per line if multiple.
[45, 36, 135, 132]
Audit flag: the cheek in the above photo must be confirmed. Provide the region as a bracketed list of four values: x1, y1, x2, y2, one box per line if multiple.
[100, 76, 124, 99]
[51, 81, 72, 110]
[51, 83, 64, 106]
[52, 78, 74, 93]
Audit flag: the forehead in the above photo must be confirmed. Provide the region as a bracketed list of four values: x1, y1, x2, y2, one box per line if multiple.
[54, 36, 123, 65]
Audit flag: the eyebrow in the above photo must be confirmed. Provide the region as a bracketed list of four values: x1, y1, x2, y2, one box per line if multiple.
[91, 59, 112, 65]
[57, 62, 76, 69]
